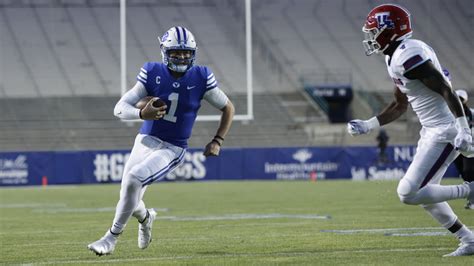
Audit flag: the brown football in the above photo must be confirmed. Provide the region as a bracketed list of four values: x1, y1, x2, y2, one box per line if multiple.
[135, 96, 166, 109]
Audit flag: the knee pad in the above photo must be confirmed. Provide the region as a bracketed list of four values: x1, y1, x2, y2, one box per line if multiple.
[397, 178, 418, 205]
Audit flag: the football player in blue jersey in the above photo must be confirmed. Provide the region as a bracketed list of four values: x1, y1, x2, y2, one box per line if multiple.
[88, 26, 235, 256]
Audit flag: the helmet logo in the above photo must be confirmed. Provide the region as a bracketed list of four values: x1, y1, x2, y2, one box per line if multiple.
[375, 12, 394, 29]
[161, 32, 169, 43]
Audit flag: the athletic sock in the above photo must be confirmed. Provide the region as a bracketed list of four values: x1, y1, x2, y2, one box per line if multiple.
[132, 200, 148, 222]
[451, 222, 474, 243]
[138, 209, 150, 224]
[109, 228, 121, 237]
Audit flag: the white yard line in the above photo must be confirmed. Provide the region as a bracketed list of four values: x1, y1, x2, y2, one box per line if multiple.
[155, 213, 331, 221]
[321, 227, 449, 234]
[386, 232, 450, 236]
[33, 207, 117, 213]
[321, 226, 474, 237]
[0, 203, 67, 208]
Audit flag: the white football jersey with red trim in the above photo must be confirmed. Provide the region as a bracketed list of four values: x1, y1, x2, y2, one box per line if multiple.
[385, 39, 454, 129]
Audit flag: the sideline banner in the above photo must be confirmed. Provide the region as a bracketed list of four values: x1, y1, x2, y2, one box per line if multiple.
[0, 146, 458, 186]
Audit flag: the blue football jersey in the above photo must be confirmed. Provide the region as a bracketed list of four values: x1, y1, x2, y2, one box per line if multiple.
[136, 62, 218, 148]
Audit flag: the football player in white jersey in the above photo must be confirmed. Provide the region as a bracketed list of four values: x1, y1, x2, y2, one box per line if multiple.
[347, 4, 474, 257]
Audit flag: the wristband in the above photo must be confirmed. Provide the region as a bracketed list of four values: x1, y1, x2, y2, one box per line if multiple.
[366, 116, 380, 130]
[211, 139, 222, 146]
[214, 135, 224, 141]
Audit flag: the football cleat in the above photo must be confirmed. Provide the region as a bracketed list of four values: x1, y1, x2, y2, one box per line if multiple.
[443, 242, 474, 257]
[138, 208, 157, 249]
[87, 230, 118, 256]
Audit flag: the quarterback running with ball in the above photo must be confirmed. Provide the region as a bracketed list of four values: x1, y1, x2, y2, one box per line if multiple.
[348, 4, 474, 257]
[88, 26, 234, 256]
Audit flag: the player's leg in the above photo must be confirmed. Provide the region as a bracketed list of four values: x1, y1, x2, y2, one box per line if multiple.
[462, 157, 474, 209]
[421, 201, 474, 256]
[88, 134, 151, 255]
[126, 139, 185, 249]
[131, 185, 158, 249]
[132, 186, 149, 222]
[396, 141, 472, 205]
[423, 169, 474, 256]
[396, 140, 474, 256]
[87, 177, 144, 256]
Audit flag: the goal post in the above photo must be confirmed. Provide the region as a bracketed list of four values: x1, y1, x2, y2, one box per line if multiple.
[120, 0, 253, 122]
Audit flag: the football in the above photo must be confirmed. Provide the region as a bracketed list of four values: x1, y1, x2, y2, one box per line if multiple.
[135, 96, 166, 109]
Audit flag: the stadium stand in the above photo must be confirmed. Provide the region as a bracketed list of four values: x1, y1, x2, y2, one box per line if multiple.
[0, 93, 320, 151]
[0, 0, 472, 151]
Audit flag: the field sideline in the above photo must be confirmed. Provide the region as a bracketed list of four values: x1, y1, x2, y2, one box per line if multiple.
[0, 180, 473, 265]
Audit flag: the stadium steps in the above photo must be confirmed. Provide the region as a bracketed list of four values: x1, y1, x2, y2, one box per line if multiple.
[0, 93, 316, 151]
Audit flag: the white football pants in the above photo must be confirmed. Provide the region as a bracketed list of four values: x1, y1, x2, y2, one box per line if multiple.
[111, 134, 185, 234]
[397, 137, 471, 229]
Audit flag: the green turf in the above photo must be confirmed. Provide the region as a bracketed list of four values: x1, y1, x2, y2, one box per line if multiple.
[0, 180, 473, 265]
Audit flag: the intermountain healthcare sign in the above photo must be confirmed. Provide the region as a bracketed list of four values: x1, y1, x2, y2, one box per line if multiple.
[0, 146, 458, 186]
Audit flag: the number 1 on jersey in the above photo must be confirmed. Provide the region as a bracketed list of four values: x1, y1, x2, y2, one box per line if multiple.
[163, 92, 178, 123]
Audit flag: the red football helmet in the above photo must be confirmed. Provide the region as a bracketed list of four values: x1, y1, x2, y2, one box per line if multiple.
[362, 4, 412, 55]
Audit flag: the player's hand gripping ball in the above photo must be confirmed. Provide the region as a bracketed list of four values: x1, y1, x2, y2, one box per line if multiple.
[136, 96, 167, 120]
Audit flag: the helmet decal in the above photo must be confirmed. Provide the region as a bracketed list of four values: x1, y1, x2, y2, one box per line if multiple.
[161, 31, 169, 43]
[375, 12, 394, 29]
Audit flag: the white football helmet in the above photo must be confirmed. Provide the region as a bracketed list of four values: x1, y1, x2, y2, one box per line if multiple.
[159, 27, 197, 73]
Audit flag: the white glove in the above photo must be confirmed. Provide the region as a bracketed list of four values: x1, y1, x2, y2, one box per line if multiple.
[454, 117, 472, 151]
[347, 117, 380, 136]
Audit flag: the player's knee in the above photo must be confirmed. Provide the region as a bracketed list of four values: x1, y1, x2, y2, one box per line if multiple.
[124, 173, 143, 189]
[129, 165, 152, 183]
[119, 173, 143, 198]
[397, 179, 419, 205]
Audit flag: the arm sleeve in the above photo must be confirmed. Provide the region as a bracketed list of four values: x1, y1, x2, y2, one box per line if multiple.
[203, 87, 229, 110]
[113, 81, 148, 120]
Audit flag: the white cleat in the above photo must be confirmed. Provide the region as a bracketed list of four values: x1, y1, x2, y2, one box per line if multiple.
[138, 208, 157, 249]
[443, 242, 474, 257]
[87, 230, 118, 256]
